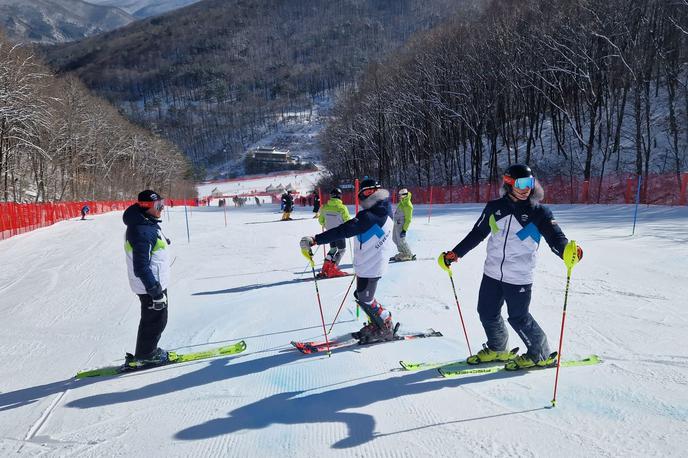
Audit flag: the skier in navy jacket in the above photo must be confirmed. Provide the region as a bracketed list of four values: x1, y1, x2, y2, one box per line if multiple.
[123, 190, 171, 365]
[300, 179, 396, 343]
[441, 165, 584, 370]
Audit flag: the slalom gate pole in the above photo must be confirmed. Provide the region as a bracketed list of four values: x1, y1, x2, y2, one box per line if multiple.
[551, 240, 580, 408]
[302, 248, 331, 356]
[183, 203, 191, 243]
[327, 274, 356, 334]
[632, 175, 642, 236]
[223, 202, 228, 227]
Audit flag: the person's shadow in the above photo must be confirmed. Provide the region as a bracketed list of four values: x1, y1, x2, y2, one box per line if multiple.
[174, 367, 529, 449]
[65, 350, 304, 409]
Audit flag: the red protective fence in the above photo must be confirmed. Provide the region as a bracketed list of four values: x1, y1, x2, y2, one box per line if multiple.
[0, 198, 203, 241]
[329, 171, 688, 207]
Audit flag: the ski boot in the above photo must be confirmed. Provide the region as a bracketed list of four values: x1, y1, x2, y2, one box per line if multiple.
[316, 260, 333, 278]
[356, 316, 397, 344]
[504, 352, 558, 371]
[126, 347, 170, 369]
[328, 263, 348, 277]
[466, 343, 519, 365]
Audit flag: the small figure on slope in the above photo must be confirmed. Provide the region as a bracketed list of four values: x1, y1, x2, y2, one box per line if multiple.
[301, 178, 396, 343]
[80, 205, 90, 220]
[123, 190, 172, 366]
[440, 164, 584, 370]
[316, 187, 351, 278]
[391, 188, 415, 261]
[281, 190, 294, 221]
[312, 191, 321, 218]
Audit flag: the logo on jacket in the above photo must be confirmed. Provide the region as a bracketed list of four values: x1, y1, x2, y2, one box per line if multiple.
[516, 223, 541, 243]
[357, 224, 386, 244]
[521, 214, 528, 223]
[519, 287, 526, 293]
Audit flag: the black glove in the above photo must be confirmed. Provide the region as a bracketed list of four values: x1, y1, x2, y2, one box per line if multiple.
[400, 230, 406, 238]
[146, 283, 167, 310]
[150, 292, 167, 311]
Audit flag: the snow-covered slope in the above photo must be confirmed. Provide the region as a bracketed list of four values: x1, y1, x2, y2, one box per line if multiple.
[84, 0, 200, 18]
[0, 198, 686, 455]
[0, 0, 134, 43]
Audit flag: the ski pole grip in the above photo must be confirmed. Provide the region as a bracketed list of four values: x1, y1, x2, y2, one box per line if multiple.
[301, 248, 315, 266]
[563, 240, 579, 272]
[437, 252, 453, 276]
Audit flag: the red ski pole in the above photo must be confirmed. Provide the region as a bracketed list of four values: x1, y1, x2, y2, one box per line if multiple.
[438, 253, 472, 356]
[551, 241, 580, 407]
[327, 274, 356, 334]
[302, 248, 331, 356]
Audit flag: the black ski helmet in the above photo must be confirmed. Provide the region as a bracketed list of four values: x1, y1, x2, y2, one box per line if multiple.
[504, 164, 533, 180]
[358, 178, 380, 200]
[330, 187, 342, 198]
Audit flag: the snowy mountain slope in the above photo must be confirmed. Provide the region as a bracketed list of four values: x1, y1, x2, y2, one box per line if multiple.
[84, 0, 200, 18]
[0, 198, 686, 456]
[0, 0, 134, 43]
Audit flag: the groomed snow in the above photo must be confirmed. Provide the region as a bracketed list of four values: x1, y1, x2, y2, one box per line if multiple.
[1, 199, 686, 456]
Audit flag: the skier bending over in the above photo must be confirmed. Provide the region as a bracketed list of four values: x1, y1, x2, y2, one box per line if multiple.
[123, 190, 172, 365]
[301, 179, 396, 343]
[80, 205, 90, 220]
[440, 164, 584, 370]
[391, 188, 415, 261]
[316, 187, 351, 278]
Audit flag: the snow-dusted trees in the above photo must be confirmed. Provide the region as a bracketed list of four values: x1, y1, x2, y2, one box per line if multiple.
[322, 0, 688, 188]
[0, 33, 195, 202]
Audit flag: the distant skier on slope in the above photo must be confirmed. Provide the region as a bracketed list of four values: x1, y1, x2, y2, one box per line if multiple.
[123, 190, 172, 366]
[300, 178, 396, 343]
[80, 205, 90, 220]
[440, 164, 584, 370]
[281, 190, 294, 220]
[316, 187, 351, 278]
[312, 191, 320, 218]
[391, 188, 415, 261]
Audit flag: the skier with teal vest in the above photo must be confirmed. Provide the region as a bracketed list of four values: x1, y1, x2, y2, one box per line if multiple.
[123, 190, 171, 366]
[440, 165, 584, 370]
[391, 188, 415, 261]
[317, 187, 351, 278]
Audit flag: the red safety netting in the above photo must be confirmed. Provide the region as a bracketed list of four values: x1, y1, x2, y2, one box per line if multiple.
[0, 198, 204, 241]
[331, 171, 688, 207]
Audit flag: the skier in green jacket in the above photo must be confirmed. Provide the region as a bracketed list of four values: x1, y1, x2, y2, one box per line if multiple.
[391, 188, 415, 261]
[316, 188, 352, 277]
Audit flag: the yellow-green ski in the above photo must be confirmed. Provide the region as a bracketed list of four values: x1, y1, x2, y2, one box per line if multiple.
[75, 340, 247, 379]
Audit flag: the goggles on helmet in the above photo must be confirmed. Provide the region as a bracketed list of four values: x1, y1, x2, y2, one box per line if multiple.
[359, 187, 378, 198]
[504, 176, 534, 190]
[139, 199, 165, 211]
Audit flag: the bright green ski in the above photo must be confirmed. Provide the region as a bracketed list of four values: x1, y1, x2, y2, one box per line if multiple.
[400, 359, 467, 371]
[438, 354, 602, 378]
[75, 340, 247, 379]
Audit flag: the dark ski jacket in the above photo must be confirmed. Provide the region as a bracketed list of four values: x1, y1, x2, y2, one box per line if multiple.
[315, 189, 394, 277]
[123, 204, 170, 295]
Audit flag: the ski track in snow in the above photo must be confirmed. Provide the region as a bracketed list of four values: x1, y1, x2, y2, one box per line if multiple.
[0, 201, 687, 456]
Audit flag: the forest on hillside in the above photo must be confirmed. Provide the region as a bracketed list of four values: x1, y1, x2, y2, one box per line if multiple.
[322, 0, 688, 189]
[0, 33, 195, 203]
[42, 0, 481, 173]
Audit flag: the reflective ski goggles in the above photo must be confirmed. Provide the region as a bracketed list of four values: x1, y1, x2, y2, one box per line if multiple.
[139, 199, 165, 211]
[504, 176, 534, 190]
[359, 187, 378, 198]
